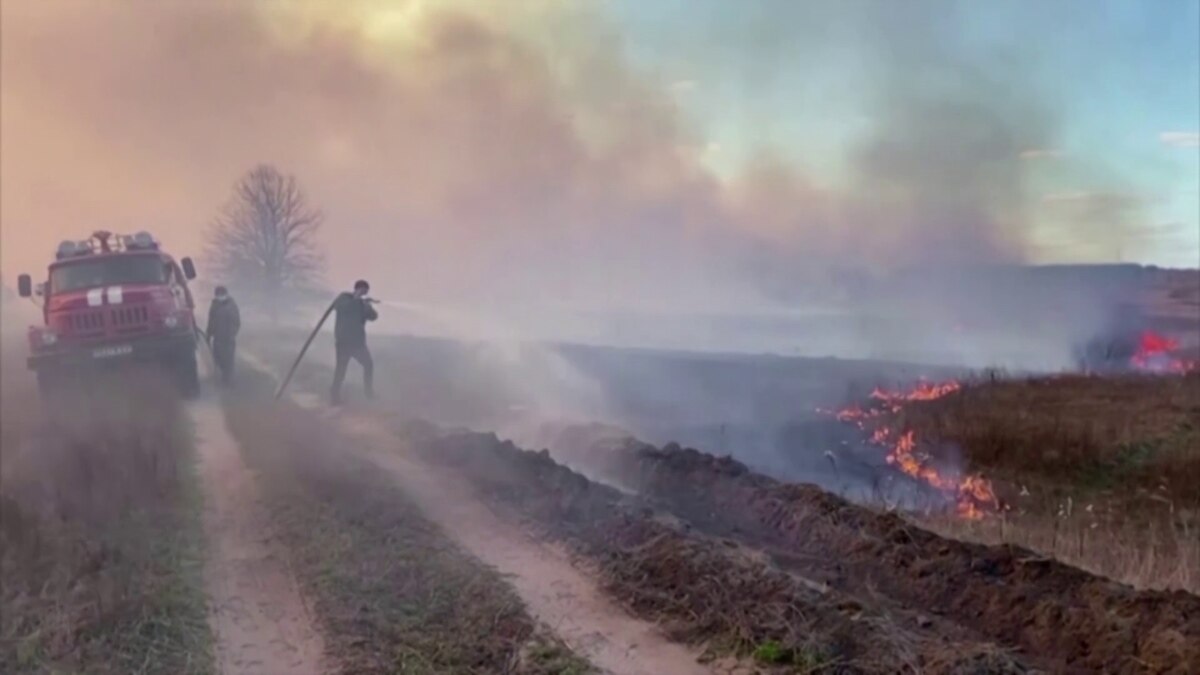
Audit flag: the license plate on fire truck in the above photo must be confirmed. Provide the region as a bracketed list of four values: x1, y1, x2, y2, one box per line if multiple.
[92, 344, 133, 359]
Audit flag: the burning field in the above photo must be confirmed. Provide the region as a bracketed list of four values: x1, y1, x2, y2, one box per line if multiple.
[2, 0, 1197, 670]
[230, 331, 1197, 672]
[890, 370, 1200, 593]
[823, 369, 1188, 521]
[390, 421, 1036, 674]
[1129, 331, 1198, 374]
[549, 436, 1199, 673]
[2, 312, 1197, 673]
[819, 379, 999, 519]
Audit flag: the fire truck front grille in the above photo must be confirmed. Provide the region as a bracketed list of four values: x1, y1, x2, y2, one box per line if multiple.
[69, 311, 105, 335]
[111, 306, 149, 329]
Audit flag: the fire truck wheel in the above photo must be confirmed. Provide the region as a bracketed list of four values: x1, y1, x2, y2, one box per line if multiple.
[177, 351, 200, 399]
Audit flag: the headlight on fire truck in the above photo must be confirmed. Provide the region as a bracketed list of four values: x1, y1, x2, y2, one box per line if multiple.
[40, 330, 58, 346]
[163, 314, 180, 329]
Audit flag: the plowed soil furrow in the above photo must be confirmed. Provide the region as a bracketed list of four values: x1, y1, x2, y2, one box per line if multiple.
[553, 438, 1200, 675]
[192, 398, 328, 675]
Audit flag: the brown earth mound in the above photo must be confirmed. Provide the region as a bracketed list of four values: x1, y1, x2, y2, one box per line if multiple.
[395, 421, 1033, 674]
[553, 438, 1200, 675]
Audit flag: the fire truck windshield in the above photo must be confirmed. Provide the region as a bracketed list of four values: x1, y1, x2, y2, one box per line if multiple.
[50, 256, 168, 293]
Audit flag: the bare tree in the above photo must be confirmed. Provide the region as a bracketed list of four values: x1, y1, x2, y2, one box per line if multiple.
[206, 165, 324, 297]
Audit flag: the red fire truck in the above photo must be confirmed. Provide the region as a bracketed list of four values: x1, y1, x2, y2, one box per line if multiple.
[17, 231, 202, 396]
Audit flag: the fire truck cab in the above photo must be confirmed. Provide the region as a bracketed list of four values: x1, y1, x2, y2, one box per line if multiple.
[16, 231, 202, 397]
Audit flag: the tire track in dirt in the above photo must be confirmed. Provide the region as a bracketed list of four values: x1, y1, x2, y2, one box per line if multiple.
[287, 397, 714, 675]
[245, 349, 718, 674]
[191, 396, 328, 675]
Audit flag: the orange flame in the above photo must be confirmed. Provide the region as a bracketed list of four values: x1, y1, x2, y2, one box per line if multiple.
[1131, 331, 1196, 374]
[823, 379, 998, 519]
[870, 380, 962, 406]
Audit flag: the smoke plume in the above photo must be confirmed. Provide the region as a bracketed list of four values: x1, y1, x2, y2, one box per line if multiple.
[0, 0, 1144, 365]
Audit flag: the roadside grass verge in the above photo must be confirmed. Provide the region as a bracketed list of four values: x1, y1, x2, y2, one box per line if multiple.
[219, 366, 592, 674]
[0, 364, 213, 674]
[896, 372, 1200, 593]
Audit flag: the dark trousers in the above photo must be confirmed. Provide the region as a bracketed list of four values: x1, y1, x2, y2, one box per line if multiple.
[331, 342, 373, 402]
[212, 337, 236, 383]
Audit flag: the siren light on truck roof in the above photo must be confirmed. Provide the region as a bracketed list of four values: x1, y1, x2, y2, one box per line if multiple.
[55, 231, 159, 260]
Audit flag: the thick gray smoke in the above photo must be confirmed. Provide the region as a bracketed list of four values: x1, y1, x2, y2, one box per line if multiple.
[1, 0, 1157, 368]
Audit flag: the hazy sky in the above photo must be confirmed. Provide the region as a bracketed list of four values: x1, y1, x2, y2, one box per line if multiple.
[612, 0, 1200, 263]
[2, 0, 1197, 311]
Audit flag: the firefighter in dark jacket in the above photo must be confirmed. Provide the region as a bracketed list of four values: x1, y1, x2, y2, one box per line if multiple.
[206, 285, 240, 384]
[330, 279, 378, 404]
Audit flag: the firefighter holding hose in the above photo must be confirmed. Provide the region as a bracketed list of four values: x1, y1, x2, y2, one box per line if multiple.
[330, 279, 378, 404]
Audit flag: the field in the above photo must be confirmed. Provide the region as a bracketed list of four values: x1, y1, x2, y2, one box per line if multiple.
[1, 316, 1197, 673]
[898, 373, 1200, 592]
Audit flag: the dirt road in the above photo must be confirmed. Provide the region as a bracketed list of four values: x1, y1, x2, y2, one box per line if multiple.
[239, 350, 715, 673]
[324, 407, 712, 675]
[191, 397, 327, 675]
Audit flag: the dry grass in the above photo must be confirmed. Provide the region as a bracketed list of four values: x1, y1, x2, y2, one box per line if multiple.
[897, 372, 1200, 593]
[898, 373, 1200, 500]
[0, 356, 212, 673]
[919, 506, 1199, 594]
[1142, 268, 1200, 323]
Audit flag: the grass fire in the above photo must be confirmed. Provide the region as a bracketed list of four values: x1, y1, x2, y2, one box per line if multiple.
[2, 1, 1199, 673]
[1131, 330, 1198, 374]
[822, 379, 1001, 519]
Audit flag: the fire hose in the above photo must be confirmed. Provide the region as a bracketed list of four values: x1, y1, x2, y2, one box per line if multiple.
[274, 296, 384, 400]
[194, 326, 212, 363]
[194, 326, 229, 382]
[274, 298, 338, 400]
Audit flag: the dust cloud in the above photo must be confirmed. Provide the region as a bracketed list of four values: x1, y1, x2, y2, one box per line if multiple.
[0, 0, 1150, 367]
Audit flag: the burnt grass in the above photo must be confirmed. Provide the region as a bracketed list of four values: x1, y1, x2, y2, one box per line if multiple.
[389, 419, 1033, 675]
[552, 437, 1200, 675]
[0, 369, 213, 674]
[219, 367, 592, 675]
